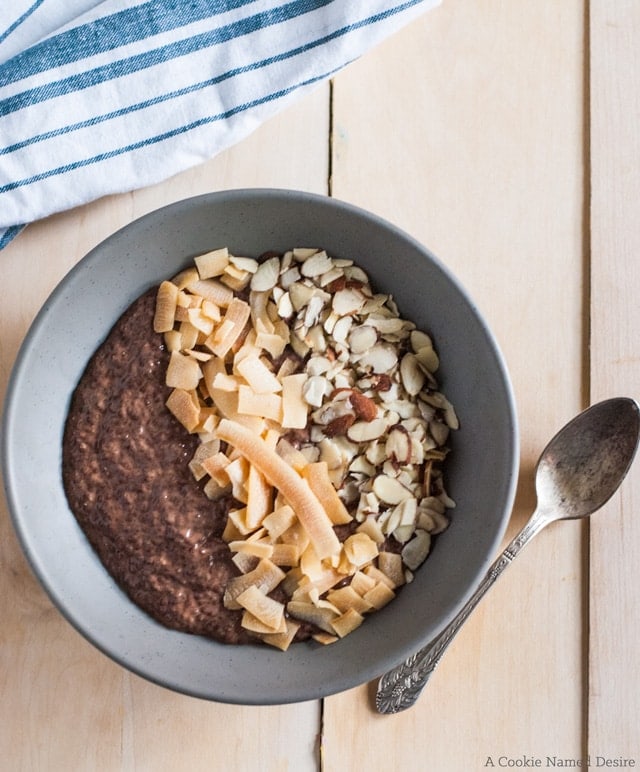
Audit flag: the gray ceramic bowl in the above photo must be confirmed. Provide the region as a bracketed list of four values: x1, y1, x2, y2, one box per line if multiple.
[2, 189, 518, 704]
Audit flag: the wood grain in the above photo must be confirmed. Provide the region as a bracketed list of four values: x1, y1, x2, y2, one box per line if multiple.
[589, 0, 640, 759]
[325, 1, 587, 769]
[0, 85, 328, 772]
[3, 1, 636, 769]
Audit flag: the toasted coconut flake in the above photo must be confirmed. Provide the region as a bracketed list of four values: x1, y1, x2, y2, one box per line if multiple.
[269, 543, 300, 566]
[236, 355, 282, 394]
[236, 585, 284, 631]
[245, 464, 273, 530]
[228, 539, 274, 560]
[216, 419, 340, 559]
[275, 438, 309, 472]
[223, 559, 286, 610]
[237, 386, 282, 422]
[286, 600, 338, 634]
[356, 516, 385, 544]
[203, 476, 230, 500]
[363, 582, 396, 610]
[326, 586, 373, 615]
[260, 618, 301, 651]
[350, 570, 377, 596]
[331, 608, 365, 638]
[279, 520, 311, 555]
[153, 280, 179, 333]
[187, 278, 233, 307]
[312, 632, 339, 646]
[301, 462, 352, 525]
[165, 388, 201, 432]
[195, 247, 229, 279]
[262, 505, 296, 539]
[343, 532, 379, 568]
[281, 373, 309, 429]
[255, 330, 288, 358]
[205, 298, 251, 357]
[166, 350, 202, 391]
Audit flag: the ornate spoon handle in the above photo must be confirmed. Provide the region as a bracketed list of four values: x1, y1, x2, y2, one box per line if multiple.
[375, 509, 550, 714]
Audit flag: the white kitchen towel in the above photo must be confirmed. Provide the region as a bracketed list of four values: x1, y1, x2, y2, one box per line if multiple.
[0, 0, 439, 249]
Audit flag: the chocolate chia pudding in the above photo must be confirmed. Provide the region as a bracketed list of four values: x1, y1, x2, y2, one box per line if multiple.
[62, 290, 256, 644]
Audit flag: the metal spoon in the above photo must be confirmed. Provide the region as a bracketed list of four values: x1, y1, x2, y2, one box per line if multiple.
[376, 397, 640, 714]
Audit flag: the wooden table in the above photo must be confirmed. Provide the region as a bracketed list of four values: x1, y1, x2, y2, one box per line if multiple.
[2, 1, 638, 769]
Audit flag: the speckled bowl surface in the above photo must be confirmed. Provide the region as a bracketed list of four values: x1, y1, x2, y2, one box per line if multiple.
[2, 189, 518, 704]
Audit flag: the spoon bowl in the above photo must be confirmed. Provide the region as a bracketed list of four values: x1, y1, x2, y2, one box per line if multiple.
[376, 397, 640, 714]
[535, 397, 640, 519]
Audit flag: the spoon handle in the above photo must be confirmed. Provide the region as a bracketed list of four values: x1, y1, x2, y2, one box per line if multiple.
[375, 509, 551, 714]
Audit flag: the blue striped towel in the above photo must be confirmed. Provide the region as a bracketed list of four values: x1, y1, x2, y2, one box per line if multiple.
[0, 0, 438, 250]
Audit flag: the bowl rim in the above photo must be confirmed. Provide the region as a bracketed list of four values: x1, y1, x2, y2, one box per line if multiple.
[1, 187, 519, 704]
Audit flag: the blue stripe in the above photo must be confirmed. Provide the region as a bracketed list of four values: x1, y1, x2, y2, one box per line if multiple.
[0, 22, 342, 157]
[0, 224, 25, 248]
[0, 0, 258, 86]
[0, 67, 339, 195]
[0, 0, 333, 116]
[0, 0, 46, 47]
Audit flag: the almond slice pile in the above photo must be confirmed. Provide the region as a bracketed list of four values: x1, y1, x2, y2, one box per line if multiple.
[154, 247, 458, 650]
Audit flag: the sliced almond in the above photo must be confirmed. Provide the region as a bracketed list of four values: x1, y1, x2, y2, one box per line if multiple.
[348, 390, 378, 421]
[250, 256, 281, 291]
[400, 352, 426, 396]
[401, 529, 432, 570]
[332, 287, 366, 316]
[372, 474, 413, 505]
[385, 426, 412, 465]
[299, 250, 333, 277]
[346, 417, 387, 443]
[347, 324, 377, 354]
[415, 345, 440, 373]
[356, 344, 398, 374]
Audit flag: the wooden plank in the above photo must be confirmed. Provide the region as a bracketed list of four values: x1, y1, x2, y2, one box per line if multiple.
[589, 0, 640, 760]
[0, 85, 329, 771]
[325, 1, 586, 768]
